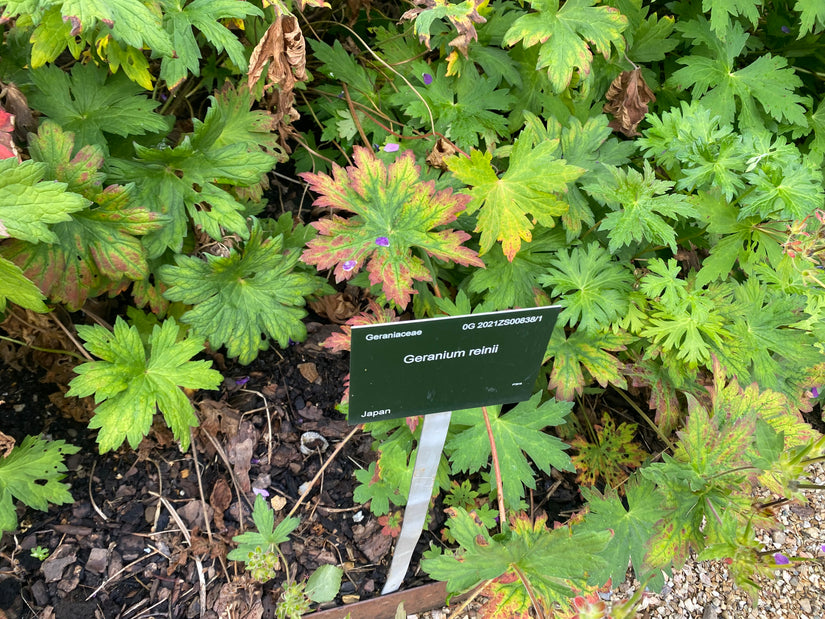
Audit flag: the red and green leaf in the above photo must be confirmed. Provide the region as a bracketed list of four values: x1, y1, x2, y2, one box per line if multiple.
[300, 146, 483, 309]
[544, 328, 630, 400]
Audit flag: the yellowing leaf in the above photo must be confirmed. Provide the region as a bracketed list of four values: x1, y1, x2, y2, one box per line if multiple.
[503, 0, 627, 93]
[447, 137, 583, 260]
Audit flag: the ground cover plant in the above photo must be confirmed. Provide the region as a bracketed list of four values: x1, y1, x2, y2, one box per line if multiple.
[1, 0, 825, 616]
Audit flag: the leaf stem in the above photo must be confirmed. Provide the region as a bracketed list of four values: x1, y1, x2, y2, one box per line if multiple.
[341, 83, 371, 149]
[0, 334, 85, 360]
[482, 406, 507, 534]
[511, 563, 546, 619]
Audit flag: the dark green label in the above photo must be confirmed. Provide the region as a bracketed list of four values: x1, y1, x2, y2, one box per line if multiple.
[348, 306, 560, 423]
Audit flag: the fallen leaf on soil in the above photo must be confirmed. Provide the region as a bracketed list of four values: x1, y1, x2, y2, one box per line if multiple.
[213, 576, 264, 619]
[603, 67, 655, 137]
[226, 421, 258, 493]
[210, 478, 233, 530]
[0, 431, 14, 457]
[298, 362, 320, 383]
[309, 292, 358, 324]
[199, 399, 240, 441]
[41, 546, 77, 582]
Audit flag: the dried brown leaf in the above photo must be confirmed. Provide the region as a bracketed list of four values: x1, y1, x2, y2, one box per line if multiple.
[209, 478, 233, 530]
[308, 291, 358, 324]
[247, 15, 306, 129]
[603, 68, 656, 137]
[426, 137, 461, 170]
[0, 431, 14, 458]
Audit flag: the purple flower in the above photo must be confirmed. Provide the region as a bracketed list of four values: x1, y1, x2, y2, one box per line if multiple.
[383, 143, 399, 153]
[774, 553, 790, 565]
[821, 544, 825, 553]
[422, 73, 433, 85]
[235, 376, 250, 386]
[375, 236, 389, 247]
[342, 259, 357, 271]
[781, 25, 791, 33]
[253, 488, 270, 498]
[812, 386, 820, 398]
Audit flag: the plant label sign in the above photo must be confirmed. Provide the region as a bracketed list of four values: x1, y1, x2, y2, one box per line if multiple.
[348, 306, 561, 424]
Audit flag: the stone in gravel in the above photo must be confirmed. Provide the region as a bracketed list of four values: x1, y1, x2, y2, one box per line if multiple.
[86, 547, 108, 574]
[800, 598, 812, 613]
[30, 580, 48, 606]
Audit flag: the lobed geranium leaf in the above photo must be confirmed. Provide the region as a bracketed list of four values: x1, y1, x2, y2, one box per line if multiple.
[0, 159, 88, 245]
[580, 476, 668, 590]
[300, 146, 483, 309]
[108, 89, 277, 256]
[544, 327, 629, 400]
[159, 223, 318, 365]
[0, 435, 80, 534]
[539, 243, 633, 333]
[1, 122, 164, 310]
[0, 257, 48, 313]
[28, 63, 170, 152]
[448, 136, 583, 260]
[158, 0, 262, 90]
[503, 0, 628, 93]
[67, 317, 222, 452]
[447, 393, 574, 509]
[669, 19, 808, 129]
[423, 508, 610, 607]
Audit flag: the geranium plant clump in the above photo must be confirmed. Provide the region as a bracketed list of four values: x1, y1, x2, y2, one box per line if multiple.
[1, 0, 825, 616]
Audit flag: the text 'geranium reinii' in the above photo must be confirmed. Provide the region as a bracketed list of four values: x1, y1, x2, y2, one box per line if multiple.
[299, 146, 484, 308]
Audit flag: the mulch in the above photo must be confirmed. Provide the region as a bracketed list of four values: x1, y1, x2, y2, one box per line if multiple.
[0, 318, 450, 619]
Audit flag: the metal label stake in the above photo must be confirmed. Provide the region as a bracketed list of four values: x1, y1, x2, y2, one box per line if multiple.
[380, 410, 452, 595]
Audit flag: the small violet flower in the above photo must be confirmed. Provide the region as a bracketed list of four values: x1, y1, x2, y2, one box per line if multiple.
[253, 488, 270, 498]
[342, 259, 357, 272]
[383, 143, 400, 153]
[422, 72, 433, 85]
[774, 553, 790, 565]
[812, 386, 820, 398]
[235, 376, 250, 386]
[821, 544, 825, 553]
[375, 236, 390, 247]
[781, 25, 791, 33]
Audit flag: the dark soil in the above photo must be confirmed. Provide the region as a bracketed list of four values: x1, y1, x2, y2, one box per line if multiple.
[0, 319, 460, 619]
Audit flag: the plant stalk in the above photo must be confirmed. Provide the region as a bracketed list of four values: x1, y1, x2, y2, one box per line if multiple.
[482, 406, 507, 534]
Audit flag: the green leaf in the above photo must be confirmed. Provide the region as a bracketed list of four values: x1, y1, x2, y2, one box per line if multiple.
[701, 0, 762, 35]
[160, 223, 317, 365]
[305, 565, 343, 603]
[503, 0, 627, 93]
[422, 508, 610, 606]
[447, 393, 574, 509]
[0, 257, 48, 313]
[544, 327, 629, 400]
[300, 146, 483, 309]
[391, 65, 513, 149]
[158, 0, 262, 89]
[353, 442, 415, 516]
[539, 243, 633, 333]
[0, 159, 88, 244]
[448, 137, 583, 260]
[586, 161, 696, 252]
[0, 435, 80, 534]
[59, 0, 173, 55]
[794, 0, 825, 37]
[669, 19, 808, 129]
[466, 227, 564, 310]
[581, 476, 668, 589]
[1, 122, 163, 310]
[108, 90, 276, 256]
[66, 316, 222, 452]
[228, 495, 300, 560]
[28, 63, 170, 152]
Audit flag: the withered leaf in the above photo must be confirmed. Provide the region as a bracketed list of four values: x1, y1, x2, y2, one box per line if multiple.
[401, 0, 485, 56]
[426, 137, 461, 170]
[0, 431, 14, 458]
[603, 68, 656, 137]
[247, 15, 306, 129]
